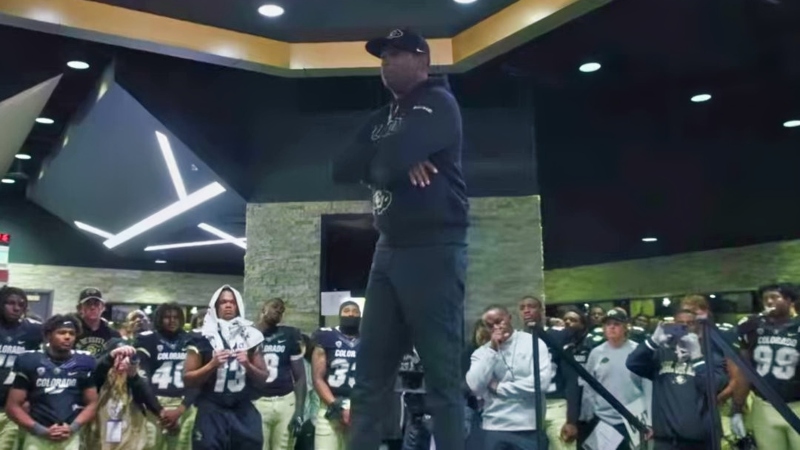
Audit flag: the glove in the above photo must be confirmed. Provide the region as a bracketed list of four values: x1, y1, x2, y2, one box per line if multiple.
[679, 333, 703, 360]
[650, 322, 671, 346]
[731, 413, 746, 438]
[287, 412, 304, 435]
[324, 399, 344, 421]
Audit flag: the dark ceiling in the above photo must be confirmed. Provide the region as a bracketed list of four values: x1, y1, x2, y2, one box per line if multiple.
[89, 0, 519, 42]
[1, 0, 799, 274]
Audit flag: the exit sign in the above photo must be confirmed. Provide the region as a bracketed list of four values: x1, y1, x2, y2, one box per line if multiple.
[0, 234, 9, 245]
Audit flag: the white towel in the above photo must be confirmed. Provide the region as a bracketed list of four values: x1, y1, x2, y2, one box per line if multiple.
[201, 285, 262, 352]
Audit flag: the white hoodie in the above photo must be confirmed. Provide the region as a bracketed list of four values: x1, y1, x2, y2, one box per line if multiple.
[201, 285, 263, 352]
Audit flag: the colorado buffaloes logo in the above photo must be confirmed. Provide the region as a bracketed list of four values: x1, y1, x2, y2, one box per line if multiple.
[37, 367, 45, 376]
[335, 341, 342, 349]
[388, 29, 403, 39]
[372, 190, 392, 215]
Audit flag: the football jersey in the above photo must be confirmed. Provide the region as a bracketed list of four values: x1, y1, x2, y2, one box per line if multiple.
[312, 327, 359, 398]
[185, 334, 259, 407]
[12, 350, 96, 426]
[738, 315, 800, 402]
[75, 319, 120, 356]
[135, 330, 192, 398]
[545, 327, 572, 399]
[397, 349, 424, 393]
[0, 320, 43, 406]
[258, 325, 303, 398]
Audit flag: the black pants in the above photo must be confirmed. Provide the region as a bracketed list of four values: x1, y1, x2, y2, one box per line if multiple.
[349, 244, 467, 450]
[483, 430, 547, 450]
[192, 398, 263, 450]
[653, 439, 709, 450]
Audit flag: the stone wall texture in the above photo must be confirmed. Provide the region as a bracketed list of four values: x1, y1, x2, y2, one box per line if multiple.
[545, 239, 800, 303]
[8, 263, 243, 315]
[245, 196, 544, 333]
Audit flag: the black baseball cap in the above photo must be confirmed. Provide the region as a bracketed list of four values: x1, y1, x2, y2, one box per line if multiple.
[603, 309, 628, 324]
[78, 288, 105, 304]
[366, 29, 430, 58]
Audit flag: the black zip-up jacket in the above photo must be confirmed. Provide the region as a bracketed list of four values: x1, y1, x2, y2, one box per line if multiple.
[626, 338, 727, 444]
[332, 77, 469, 247]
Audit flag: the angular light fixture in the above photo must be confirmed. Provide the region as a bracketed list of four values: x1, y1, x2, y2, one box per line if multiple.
[258, 4, 284, 17]
[67, 61, 90, 70]
[74, 221, 114, 239]
[691, 93, 711, 103]
[784, 120, 800, 128]
[579, 62, 601, 73]
[155, 131, 187, 200]
[15, 154, 31, 160]
[103, 182, 226, 249]
[642, 237, 658, 242]
[145, 239, 234, 251]
[198, 223, 247, 249]
[155, 259, 167, 264]
[1, 178, 14, 184]
[35, 117, 54, 125]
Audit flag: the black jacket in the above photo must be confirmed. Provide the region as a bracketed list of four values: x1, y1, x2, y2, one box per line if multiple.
[626, 338, 727, 443]
[332, 77, 469, 247]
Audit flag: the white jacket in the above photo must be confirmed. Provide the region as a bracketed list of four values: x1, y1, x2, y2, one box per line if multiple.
[466, 330, 552, 431]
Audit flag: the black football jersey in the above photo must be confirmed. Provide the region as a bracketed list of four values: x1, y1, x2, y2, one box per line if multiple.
[545, 327, 571, 399]
[185, 333, 261, 407]
[258, 326, 303, 398]
[0, 320, 43, 405]
[135, 330, 191, 398]
[75, 319, 120, 356]
[12, 350, 96, 426]
[312, 327, 359, 398]
[738, 315, 800, 402]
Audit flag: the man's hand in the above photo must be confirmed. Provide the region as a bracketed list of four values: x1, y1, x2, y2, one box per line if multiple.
[679, 333, 703, 360]
[560, 423, 578, 443]
[212, 350, 231, 368]
[731, 413, 746, 438]
[488, 379, 499, 395]
[489, 324, 511, 351]
[341, 408, 351, 427]
[235, 351, 251, 369]
[288, 412, 304, 435]
[408, 161, 437, 187]
[650, 323, 671, 347]
[47, 424, 69, 441]
[160, 406, 186, 430]
[110, 345, 136, 358]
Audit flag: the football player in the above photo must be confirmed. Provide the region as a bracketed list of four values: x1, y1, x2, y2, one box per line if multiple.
[5, 314, 98, 450]
[518, 295, 574, 450]
[74, 289, 120, 356]
[0, 286, 43, 450]
[254, 298, 306, 450]
[136, 303, 198, 450]
[733, 283, 800, 450]
[311, 301, 361, 450]
[561, 307, 595, 446]
[183, 285, 268, 450]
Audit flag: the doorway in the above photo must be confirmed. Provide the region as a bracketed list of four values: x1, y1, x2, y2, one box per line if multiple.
[25, 290, 53, 319]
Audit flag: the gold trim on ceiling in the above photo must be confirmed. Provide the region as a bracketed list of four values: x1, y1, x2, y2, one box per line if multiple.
[0, 0, 611, 77]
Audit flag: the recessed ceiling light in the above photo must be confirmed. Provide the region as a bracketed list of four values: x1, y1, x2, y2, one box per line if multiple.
[258, 4, 284, 17]
[784, 120, 800, 128]
[14, 154, 31, 160]
[454, 0, 478, 4]
[1, 178, 14, 184]
[710, 294, 717, 299]
[691, 93, 712, 103]
[155, 259, 167, 264]
[642, 237, 658, 242]
[35, 117, 54, 125]
[579, 62, 601, 73]
[67, 61, 90, 70]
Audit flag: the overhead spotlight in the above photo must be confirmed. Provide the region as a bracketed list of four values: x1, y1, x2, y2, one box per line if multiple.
[35, 117, 54, 125]
[784, 120, 800, 128]
[710, 294, 717, 299]
[155, 259, 167, 264]
[67, 61, 90, 70]
[454, 0, 478, 3]
[662, 298, 671, 307]
[1, 178, 14, 184]
[579, 62, 601, 73]
[642, 237, 658, 243]
[257, 4, 284, 17]
[14, 154, 31, 160]
[691, 93, 712, 103]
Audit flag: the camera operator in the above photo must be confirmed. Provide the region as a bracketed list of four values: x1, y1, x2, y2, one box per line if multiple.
[626, 309, 728, 449]
[397, 348, 432, 450]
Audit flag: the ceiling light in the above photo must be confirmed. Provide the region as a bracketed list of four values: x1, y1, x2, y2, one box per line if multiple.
[642, 237, 658, 242]
[258, 4, 284, 17]
[14, 154, 31, 160]
[454, 0, 478, 3]
[1, 178, 14, 184]
[35, 117, 54, 125]
[784, 120, 800, 128]
[145, 239, 234, 251]
[74, 221, 114, 239]
[709, 294, 717, 299]
[662, 298, 671, 307]
[579, 62, 601, 73]
[155, 131, 187, 200]
[155, 259, 167, 264]
[67, 61, 90, 70]
[691, 93, 711, 103]
[198, 223, 247, 249]
[103, 182, 226, 249]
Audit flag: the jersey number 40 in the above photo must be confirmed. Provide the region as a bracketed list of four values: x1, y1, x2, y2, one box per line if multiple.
[152, 361, 185, 390]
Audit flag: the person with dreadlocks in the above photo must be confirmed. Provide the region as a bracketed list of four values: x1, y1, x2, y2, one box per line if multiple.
[0, 286, 43, 450]
[5, 314, 98, 449]
[136, 303, 198, 450]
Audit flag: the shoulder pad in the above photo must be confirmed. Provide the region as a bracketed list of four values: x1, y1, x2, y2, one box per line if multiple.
[631, 326, 645, 332]
[320, 327, 333, 332]
[738, 315, 756, 326]
[139, 331, 154, 336]
[24, 317, 42, 324]
[592, 335, 604, 342]
[718, 323, 734, 330]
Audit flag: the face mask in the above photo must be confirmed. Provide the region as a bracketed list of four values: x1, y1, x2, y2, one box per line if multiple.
[339, 316, 361, 335]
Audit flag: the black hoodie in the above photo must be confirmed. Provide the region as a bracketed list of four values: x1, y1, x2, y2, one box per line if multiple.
[332, 77, 469, 247]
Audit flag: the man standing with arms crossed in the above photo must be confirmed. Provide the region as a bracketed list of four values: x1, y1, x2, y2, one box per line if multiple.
[332, 28, 468, 450]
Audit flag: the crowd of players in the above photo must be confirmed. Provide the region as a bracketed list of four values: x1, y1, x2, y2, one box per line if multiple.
[0, 282, 798, 450]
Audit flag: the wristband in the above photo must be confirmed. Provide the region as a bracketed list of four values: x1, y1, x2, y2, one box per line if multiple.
[69, 421, 81, 433]
[32, 423, 48, 436]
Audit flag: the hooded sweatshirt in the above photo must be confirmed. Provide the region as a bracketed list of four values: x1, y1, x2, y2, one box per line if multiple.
[187, 285, 263, 407]
[332, 76, 469, 247]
